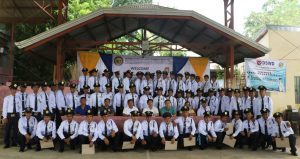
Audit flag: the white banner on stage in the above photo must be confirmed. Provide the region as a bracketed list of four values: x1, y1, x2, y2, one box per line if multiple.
[112, 55, 173, 73]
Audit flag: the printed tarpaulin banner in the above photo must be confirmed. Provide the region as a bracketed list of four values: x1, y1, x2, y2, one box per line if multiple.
[245, 58, 286, 92]
[77, 52, 210, 78]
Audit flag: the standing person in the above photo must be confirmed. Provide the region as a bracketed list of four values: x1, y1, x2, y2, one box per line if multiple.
[57, 108, 79, 152]
[272, 112, 297, 156]
[124, 83, 139, 108]
[100, 69, 111, 93]
[140, 111, 159, 151]
[214, 111, 229, 149]
[226, 88, 235, 116]
[214, 88, 229, 116]
[138, 86, 153, 111]
[257, 108, 274, 150]
[18, 107, 37, 152]
[39, 82, 52, 112]
[176, 106, 196, 150]
[113, 84, 125, 116]
[241, 108, 259, 151]
[190, 74, 198, 95]
[26, 82, 43, 121]
[153, 87, 166, 111]
[35, 110, 57, 151]
[56, 81, 67, 126]
[201, 75, 212, 97]
[244, 87, 256, 119]
[123, 70, 132, 93]
[16, 83, 28, 115]
[112, 71, 122, 94]
[168, 72, 177, 96]
[134, 71, 144, 96]
[197, 111, 217, 150]
[229, 110, 243, 148]
[206, 88, 217, 114]
[184, 72, 192, 91]
[65, 83, 80, 110]
[88, 68, 99, 93]
[210, 75, 219, 91]
[231, 89, 243, 119]
[159, 112, 179, 149]
[176, 73, 186, 92]
[162, 71, 170, 96]
[49, 82, 57, 120]
[185, 90, 195, 111]
[3, 84, 22, 148]
[194, 88, 205, 111]
[241, 86, 250, 107]
[176, 90, 186, 114]
[123, 110, 142, 149]
[140, 72, 154, 96]
[75, 97, 91, 116]
[254, 85, 273, 119]
[153, 70, 166, 96]
[79, 85, 91, 106]
[78, 110, 98, 153]
[78, 68, 89, 94]
[97, 109, 120, 151]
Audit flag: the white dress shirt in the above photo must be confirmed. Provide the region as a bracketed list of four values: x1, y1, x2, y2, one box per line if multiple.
[176, 97, 186, 112]
[134, 78, 143, 95]
[36, 120, 56, 139]
[272, 121, 294, 137]
[214, 96, 229, 115]
[57, 120, 79, 139]
[26, 93, 43, 113]
[198, 120, 217, 137]
[140, 120, 159, 139]
[257, 117, 275, 135]
[206, 96, 217, 113]
[201, 81, 212, 93]
[99, 76, 110, 93]
[88, 76, 100, 91]
[102, 92, 114, 106]
[159, 121, 179, 139]
[175, 116, 196, 135]
[169, 79, 177, 96]
[242, 119, 259, 133]
[153, 77, 166, 95]
[16, 92, 28, 111]
[78, 120, 98, 142]
[138, 94, 153, 110]
[79, 94, 91, 106]
[197, 105, 210, 117]
[254, 96, 273, 117]
[65, 92, 80, 109]
[97, 119, 119, 140]
[124, 93, 139, 108]
[2, 95, 22, 118]
[123, 119, 142, 139]
[78, 75, 89, 91]
[214, 119, 227, 133]
[141, 79, 154, 95]
[231, 118, 243, 137]
[112, 92, 125, 112]
[18, 116, 37, 138]
[112, 77, 122, 93]
[56, 90, 66, 110]
[166, 96, 177, 110]
[122, 106, 139, 116]
[142, 106, 159, 116]
[123, 77, 131, 92]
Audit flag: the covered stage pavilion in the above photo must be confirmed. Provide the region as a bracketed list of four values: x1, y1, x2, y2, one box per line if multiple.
[15, 4, 270, 86]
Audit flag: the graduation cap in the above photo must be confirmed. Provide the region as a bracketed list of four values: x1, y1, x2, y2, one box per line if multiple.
[82, 68, 88, 72]
[118, 84, 124, 88]
[130, 110, 139, 116]
[86, 109, 93, 116]
[197, 88, 204, 92]
[258, 85, 267, 90]
[129, 83, 136, 88]
[244, 108, 252, 114]
[234, 89, 241, 93]
[83, 84, 90, 89]
[261, 108, 270, 114]
[70, 83, 77, 88]
[181, 106, 190, 112]
[65, 108, 74, 115]
[25, 107, 32, 113]
[100, 109, 108, 116]
[58, 81, 65, 86]
[143, 86, 150, 91]
[9, 83, 18, 89]
[162, 112, 172, 118]
[43, 109, 51, 116]
[273, 112, 282, 118]
[105, 83, 112, 88]
[201, 98, 207, 103]
[20, 83, 27, 88]
[145, 111, 153, 117]
[222, 111, 229, 117]
[203, 111, 211, 117]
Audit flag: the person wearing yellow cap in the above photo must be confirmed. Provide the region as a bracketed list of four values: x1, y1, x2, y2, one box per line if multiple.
[241, 108, 259, 151]
[197, 111, 217, 150]
[214, 111, 230, 149]
[2, 83, 21, 148]
[272, 112, 297, 156]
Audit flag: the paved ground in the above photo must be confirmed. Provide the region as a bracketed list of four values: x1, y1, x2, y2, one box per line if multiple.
[0, 143, 299, 159]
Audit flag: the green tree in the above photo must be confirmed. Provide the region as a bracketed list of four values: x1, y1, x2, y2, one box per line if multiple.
[244, 0, 300, 38]
[112, 0, 152, 7]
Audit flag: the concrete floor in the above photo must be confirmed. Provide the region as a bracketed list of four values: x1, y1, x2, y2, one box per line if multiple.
[0, 143, 299, 159]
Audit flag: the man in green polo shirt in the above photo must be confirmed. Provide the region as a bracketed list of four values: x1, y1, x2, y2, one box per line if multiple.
[159, 99, 176, 117]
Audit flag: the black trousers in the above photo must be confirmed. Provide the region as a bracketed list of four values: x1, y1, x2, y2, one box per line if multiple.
[259, 133, 274, 149]
[53, 108, 62, 128]
[18, 133, 36, 150]
[142, 135, 160, 150]
[199, 133, 214, 149]
[97, 133, 120, 151]
[233, 133, 243, 148]
[241, 132, 259, 150]
[4, 114, 19, 146]
[35, 136, 57, 150]
[122, 134, 141, 149]
[32, 112, 42, 122]
[161, 136, 176, 149]
[273, 135, 297, 153]
[116, 107, 124, 116]
[178, 133, 193, 149]
[92, 107, 100, 116]
[58, 132, 78, 151]
[215, 132, 226, 149]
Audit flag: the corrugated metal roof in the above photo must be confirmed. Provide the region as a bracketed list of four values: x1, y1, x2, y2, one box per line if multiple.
[15, 4, 270, 66]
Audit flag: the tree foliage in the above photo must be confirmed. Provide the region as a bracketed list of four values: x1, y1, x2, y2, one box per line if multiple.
[244, 0, 300, 38]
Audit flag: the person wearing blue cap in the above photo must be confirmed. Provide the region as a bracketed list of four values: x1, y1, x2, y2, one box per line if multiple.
[140, 111, 159, 151]
[123, 110, 142, 150]
[78, 109, 98, 153]
[18, 107, 37, 152]
[78, 68, 89, 94]
[159, 112, 179, 149]
[2, 83, 21, 148]
[197, 111, 217, 150]
[97, 109, 120, 151]
[214, 111, 230, 149]
[241, 108, 259, 151]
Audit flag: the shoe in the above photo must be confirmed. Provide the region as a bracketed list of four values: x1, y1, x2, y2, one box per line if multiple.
[3, 145, 10, 149]
[291, 152, 298, 156]
[282, 148, 286, 152]
[27, 145, 32, 149]
[36, 147, 41, 152]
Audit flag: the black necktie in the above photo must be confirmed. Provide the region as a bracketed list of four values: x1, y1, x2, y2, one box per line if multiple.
[13, 96, 16, 113]
[88, 124, 90, 135]
[72, 94, 75, 110]
[206, 123, 208, 133]
[120, 94, 123, 107]
[84, 76, 87, 86]
[148, 121, 151, 136]
[132, 93, 134, 104]
[236, 98, 240, 112]
[278, 122, 283, 137]
[264, 120, 268, 135]
[208, 97, 211, 106]
[218, 97, 222, 115]
[104, 121, 107, 136]
[157, 96, 160, 110]
[96, 93, 99, 112]
[45, 123, 48, 136]
[183, 118, 186, 134]
[22, 94, 25, 111]
[68, 122, 71, 135]
[34, 94, 38, 111]
[45, 92, 49, 110]
[26, 119, 30, 134]
[198, 96, 201, 109]
[94, 77, 96, 85]
[166, 123, 169, 137]
[248, 121, 250, 132]
[233, 120, 236, 133]
[250, 98, 253, 110]
[131, 121, 135, 135]
[261, 97, 265, 109]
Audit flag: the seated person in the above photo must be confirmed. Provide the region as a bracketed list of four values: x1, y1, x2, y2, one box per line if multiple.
[197, 98, 210, 117]
[198, 111, 217, 150]
[160, 99, 176, 117]
[257, 108, 274, 150]
[214, 111, 229, 149]
[159, 112, 179, 148]
[99, 98, 115, 116]
[18, 107, 38, 152]
[272, 112, 297, 156]
[57, 108, 79, 152]
[241, 108, 259, 151]
[97, 109, 120, 151]
[122, 99, 139, 116]
[78, 110, 98, 153]
[123, 110, 142, 149]
[175, 106, 196, 150]
[179, 102, 196, 116]
[229, 110, 243, 148]
[142, 99, 159, 116]
[140, 111, 159, 151]
[75, 97, 91, 116]
[35, 110, 57, 151]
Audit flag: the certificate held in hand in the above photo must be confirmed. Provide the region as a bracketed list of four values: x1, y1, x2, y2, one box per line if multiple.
[184, 137, 195, 147]
[275, 138, 289, 147]
[40, 139, 54, 149]
[82, 144, 95, 155]
[223, 135, 235, 148]
[122, 141, 135, 150]
[165, 141, 177, 150]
